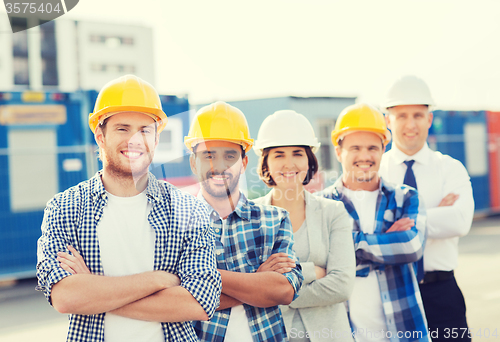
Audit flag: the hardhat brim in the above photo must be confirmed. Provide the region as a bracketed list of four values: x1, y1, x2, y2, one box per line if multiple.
[253, 142, 320, 156]
[89, 105, 168, 133]
[384, 101, 435, 110]
[184, 137, 254, 153]
[332, 127, 391, 146]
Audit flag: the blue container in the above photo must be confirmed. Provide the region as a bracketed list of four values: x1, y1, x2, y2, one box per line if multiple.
[0, 90, 91, 280]
[431, 110, 490, 212]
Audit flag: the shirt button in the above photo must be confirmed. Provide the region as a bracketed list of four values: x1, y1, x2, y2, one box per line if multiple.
[222, 314, 228, 319]
[216, 250, 222, 256]
[215, 228, 220, 233]
[259, 255, 263, 260]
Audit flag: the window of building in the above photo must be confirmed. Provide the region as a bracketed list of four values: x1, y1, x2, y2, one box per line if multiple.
[13, 58, 29, 85]
[464, 122, 488, 176]
[89, 34, 135, 47]
[40, 20, 58, 86]
[317, 118, 337, 171]
[91, 63, 136, 73]
[11, 17, 29, 86]
[8, 128, 58, 212]
[159, 130, 172, 151]
[153, 117, 184, 164]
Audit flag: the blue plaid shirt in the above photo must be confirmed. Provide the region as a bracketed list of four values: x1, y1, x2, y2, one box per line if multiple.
[36, 172, 221, 342]
[319, 178, 429, 342]
[193, 193, 303, 342]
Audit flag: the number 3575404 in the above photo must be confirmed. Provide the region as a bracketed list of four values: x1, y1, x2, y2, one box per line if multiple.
[5, 2, 61, 14]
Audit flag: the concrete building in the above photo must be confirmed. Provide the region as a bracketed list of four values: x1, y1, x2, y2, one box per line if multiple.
[0, 15, 154, 91]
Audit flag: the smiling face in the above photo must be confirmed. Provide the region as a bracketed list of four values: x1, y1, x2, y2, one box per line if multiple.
[335, 131, 385, 191]
[266, 146, 309, 191]
[95, 111, 158, 179]
[386, 105, 433, 156]
[190, 140, 247, 199]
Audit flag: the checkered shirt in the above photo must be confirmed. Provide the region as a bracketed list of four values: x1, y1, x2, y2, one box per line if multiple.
[318, 177, 430, 342]
[36, 172, 221, 342]
[192, 193, 303, 342]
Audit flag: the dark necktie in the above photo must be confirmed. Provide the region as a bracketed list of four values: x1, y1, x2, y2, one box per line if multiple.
[403, 160, 417, 189]
[403, 160, 424, 282]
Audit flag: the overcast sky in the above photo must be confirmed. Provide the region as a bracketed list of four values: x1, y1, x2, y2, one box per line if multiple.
[7, 0, 500, 109]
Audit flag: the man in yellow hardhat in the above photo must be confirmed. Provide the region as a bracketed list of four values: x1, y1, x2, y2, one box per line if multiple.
[318, 104, 430, 342]
[186, 101, 303, 342]
[380, 75, 474, 342]
[36, 75, 221, 342]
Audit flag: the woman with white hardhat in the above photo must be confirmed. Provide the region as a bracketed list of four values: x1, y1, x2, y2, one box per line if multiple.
[252, 110, 355, 342]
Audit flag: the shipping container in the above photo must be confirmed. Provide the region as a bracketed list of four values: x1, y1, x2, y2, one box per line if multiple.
[0, 90, 92, 280]
[429, 110, 490, 212]
[486, 111, 500, 212]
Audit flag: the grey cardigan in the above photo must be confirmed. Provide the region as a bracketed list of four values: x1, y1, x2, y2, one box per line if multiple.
[253, 190, 355, 342]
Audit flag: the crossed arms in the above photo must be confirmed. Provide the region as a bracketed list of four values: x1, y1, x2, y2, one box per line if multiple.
[214, 214, 303, 311]
[53, 246, 208, 322]
[58, 249, 299, 314]
[217, 253, 299, 310]
[426, 161, 474, 239]
[37, 198, 220, 323]
[353, 188, 426, 266]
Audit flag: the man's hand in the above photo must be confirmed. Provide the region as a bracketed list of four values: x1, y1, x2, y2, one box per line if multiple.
[314, 266, 326, 279]
[256, 253, 295, 274]
[57, 245, 91, 275]
[58, 245, 181, 288]
[386, 217, 415, 233]
[438, 193, 459, 207]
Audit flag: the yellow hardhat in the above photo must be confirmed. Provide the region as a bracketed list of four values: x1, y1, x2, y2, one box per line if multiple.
[331, 103, 391, 146]
[184, 101, 254, 153]
[88, 75, 167, 133]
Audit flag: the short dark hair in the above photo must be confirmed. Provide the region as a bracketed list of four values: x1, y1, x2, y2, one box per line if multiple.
[98, 115, 158, 137]
[192, 143, 246, 159]
[336, 134, 384, 149]
[257, 146, 318, 186]
[99, 117, 110, 135]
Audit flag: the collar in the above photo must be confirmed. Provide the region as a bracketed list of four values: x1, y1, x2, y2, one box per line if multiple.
[197, 190, 252, 221]
[90, 171, 162, 204]
[332, 175, 395, 196]
[90, 171, 107, 203]
[390, 143, 431, 166]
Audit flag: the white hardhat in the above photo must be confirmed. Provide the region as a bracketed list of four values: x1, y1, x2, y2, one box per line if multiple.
[253, 110, 320, 156]
[383, 75, 435, 109]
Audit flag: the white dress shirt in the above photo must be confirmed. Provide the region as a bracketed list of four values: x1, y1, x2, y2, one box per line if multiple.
[379, 143, 474, 272]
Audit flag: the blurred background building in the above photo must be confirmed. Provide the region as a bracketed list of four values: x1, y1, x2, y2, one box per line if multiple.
[0, 17, 154, 91]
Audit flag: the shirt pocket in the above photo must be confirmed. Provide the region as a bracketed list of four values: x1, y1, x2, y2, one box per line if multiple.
[245, 248, 263, 272]
[215, 240, 227, 270]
